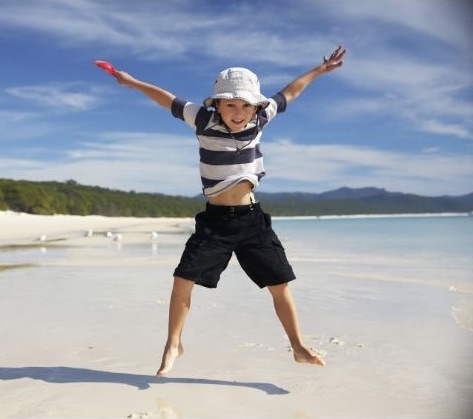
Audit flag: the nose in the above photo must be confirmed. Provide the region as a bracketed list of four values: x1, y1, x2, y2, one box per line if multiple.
[235, 105, 249, 115]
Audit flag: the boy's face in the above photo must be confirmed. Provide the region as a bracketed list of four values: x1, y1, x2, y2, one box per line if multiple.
[216, 99, 257, 132]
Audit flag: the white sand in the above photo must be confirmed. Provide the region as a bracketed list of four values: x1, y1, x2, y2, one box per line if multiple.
[1, 211, 472, 418]
[0, 210, 194, 244]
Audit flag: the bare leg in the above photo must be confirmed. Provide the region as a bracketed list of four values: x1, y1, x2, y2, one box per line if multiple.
[157, 276, 195, 376]
[268, 283, 325, 366]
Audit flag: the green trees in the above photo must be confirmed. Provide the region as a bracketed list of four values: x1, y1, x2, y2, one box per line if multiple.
[0, 187, 8, 211]
[0, 179, 204, 217]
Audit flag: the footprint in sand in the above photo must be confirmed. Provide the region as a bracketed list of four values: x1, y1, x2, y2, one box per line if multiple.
[329, 337, 345, 346]
[239, 342, 275, 351]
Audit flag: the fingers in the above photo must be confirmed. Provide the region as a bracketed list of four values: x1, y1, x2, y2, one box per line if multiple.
[323, 45, 346, 68]
[331, 45, 346, 60]
[115, 71, 131, 85]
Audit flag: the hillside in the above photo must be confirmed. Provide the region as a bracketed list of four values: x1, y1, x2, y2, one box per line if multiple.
[0, 179, 472, 217]
[257, 187, 473, 215]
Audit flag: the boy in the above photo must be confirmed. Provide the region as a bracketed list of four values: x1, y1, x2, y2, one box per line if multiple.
[115, 46, 346, 376]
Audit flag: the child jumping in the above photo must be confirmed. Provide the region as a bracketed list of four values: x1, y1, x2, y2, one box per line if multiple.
[114, 46, 346, 376]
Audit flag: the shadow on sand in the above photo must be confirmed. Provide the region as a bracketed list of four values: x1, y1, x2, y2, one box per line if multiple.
[0, 366, 289, 395]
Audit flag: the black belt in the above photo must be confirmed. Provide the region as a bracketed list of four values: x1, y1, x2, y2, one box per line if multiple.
[205, 201, 260, 215]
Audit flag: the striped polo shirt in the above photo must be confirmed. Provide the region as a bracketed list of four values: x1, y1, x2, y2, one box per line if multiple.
[171, 92, 287, 197]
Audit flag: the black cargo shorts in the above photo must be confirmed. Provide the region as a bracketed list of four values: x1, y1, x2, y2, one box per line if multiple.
[173, 202, 296, 288]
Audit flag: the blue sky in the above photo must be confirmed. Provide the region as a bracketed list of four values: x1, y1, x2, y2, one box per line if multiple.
[1, 0, 472, 197]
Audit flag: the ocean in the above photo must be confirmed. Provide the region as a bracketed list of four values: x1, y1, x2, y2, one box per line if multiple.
[274, 214, 473, 291]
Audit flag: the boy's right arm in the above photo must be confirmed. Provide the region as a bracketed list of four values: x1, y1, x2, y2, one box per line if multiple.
[115, 71, 176, 110]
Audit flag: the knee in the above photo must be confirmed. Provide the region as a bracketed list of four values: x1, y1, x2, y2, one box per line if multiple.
[173, 276, 195, 292]
[268, 282, 289, 296]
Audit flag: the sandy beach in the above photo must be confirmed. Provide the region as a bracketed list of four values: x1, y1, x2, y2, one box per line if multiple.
[1, 211, 472, 418]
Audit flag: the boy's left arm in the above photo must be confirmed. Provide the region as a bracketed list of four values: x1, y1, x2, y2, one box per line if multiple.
[281, 46, 346, 104]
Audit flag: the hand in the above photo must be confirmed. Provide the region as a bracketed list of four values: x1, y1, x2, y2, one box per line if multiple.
[322, 46, 346, 72]
[115, 70, 138, 88]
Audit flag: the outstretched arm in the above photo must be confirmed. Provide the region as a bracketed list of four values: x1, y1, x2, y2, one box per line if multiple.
[115, 71, 176, 110]
[281, 46, 346, 104]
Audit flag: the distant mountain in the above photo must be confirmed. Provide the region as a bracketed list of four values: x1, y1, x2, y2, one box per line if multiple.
[258, 187, 390, 202]
[259, 186, 471, 201]
[256, 187, 473, 215]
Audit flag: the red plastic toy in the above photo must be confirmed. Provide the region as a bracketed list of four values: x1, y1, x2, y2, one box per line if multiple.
[95, 60, 117, 77]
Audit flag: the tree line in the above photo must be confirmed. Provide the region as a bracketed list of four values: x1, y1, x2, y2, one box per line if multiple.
[0, 179, 204, 217]
[1, 178, 471, 217]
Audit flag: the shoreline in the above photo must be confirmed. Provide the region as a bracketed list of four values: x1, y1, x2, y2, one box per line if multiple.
[274, 212, 471, 220]
[2, 209, 469, 250]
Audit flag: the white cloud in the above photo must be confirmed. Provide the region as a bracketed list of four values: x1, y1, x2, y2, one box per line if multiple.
[262, 140, 473, 196]
[417, 119, 472, 140]
[0, 110, 34, 123]
[0, 111, 58, 142]
[5, 83, 101, 111]
[0, 1, 342, 66]
[321, 0, 473, 47]
[2, 135, 472, 197]
[0, 131, 202, 194]
[324, 51, 473, 140]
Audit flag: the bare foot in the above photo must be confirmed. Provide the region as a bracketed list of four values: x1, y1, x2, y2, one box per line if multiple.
[292, 344, 326, 366]
[156, 343, 184, 376]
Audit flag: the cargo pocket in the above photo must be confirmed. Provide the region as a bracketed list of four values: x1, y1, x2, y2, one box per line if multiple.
[263, 212, 272, 228]
[271, 234, 289, 264]
[180, 233, 207, 268]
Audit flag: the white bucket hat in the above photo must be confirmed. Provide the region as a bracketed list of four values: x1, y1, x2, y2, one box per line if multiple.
[203, 67, 270, 108]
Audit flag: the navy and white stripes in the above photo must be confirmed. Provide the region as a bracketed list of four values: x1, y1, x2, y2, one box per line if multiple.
[171, 93, 286, 197]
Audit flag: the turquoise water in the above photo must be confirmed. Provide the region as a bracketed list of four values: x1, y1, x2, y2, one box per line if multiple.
[273, 215, 473, 292]
[274, 215, 472, 259]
